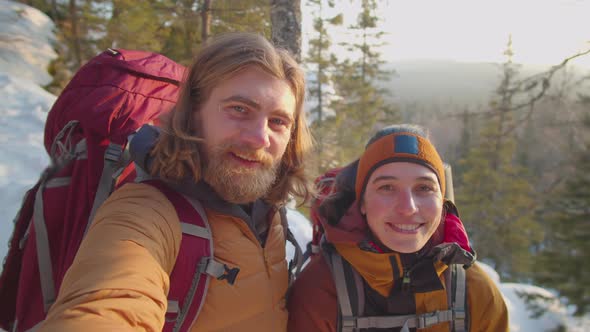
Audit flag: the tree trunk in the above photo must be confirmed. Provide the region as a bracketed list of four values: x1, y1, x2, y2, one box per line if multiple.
[270, 0, 301, 62]
[50, 0, 58, 21]
[69, 0, 82, 68]
[201, 0, 212, 43]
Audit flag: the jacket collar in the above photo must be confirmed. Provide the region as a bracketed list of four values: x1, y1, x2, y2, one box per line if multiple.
[333, 241, 475, 298]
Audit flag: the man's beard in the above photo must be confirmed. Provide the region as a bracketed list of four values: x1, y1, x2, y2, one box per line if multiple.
[203, 142, 280, 204]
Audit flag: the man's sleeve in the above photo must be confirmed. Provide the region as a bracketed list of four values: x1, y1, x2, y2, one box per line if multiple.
[467, 263, 510, 332]
[38, 183, 182, 332]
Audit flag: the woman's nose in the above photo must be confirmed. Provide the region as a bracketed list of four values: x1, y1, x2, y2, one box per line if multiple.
[395, 190, 418, 216]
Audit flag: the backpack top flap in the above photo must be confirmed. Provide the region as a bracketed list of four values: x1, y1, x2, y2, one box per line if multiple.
[44, 49, 186, 149]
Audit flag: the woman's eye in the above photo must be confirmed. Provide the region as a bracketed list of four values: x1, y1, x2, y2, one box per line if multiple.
[417, 184, 434, 192]
[378, 184, 395, 192]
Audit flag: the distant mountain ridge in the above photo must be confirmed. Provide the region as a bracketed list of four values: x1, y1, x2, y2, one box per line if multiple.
[384, 59, 589, 110]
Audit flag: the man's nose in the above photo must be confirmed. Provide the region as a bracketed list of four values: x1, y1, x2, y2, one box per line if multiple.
[395, 189, 418, 216]
[241, 118, 271, 149]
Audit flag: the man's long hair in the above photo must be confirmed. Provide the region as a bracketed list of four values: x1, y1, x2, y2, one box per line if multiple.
[150, 33, 313, 205]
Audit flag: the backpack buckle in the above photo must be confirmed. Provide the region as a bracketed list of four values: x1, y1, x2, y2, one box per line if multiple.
[217, 265, 240, 285]
[418, 311, 440, 328]
[341, 316, 357, 329]
[453, 309, 466, 320]
[199, 257, 240, 285]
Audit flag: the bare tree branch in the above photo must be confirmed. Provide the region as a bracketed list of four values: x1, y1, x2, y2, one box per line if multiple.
[449, 48, 590, 122]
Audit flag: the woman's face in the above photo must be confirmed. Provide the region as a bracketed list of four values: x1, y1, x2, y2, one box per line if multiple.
[361, 162, 443, 253]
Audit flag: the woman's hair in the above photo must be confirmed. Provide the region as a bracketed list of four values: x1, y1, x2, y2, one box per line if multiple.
[149, 32, 314, 204]
[318, 160, 359, 225]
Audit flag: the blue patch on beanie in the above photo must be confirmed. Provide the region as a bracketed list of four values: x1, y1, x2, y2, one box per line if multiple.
[394, 135, 419, 154]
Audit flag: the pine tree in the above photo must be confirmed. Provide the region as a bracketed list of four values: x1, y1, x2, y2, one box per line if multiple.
[46, 0, 109, 93]
[456, 36, 542, 280]
[210, 0, 271, 37]
[305, 0, 341, 173]
[102, 0, 170, 53]
[534, 100, 590, 315]
[451, 108, 476, 187]
[329, 0, 398, 165]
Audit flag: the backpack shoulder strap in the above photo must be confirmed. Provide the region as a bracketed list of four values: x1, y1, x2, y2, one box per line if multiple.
[32, 121, 89, 313]
[279, 208, 304, 284]
[450, 264, 468, 332]
[143, 180, 239, 332]
[325, 247, 469, 332]
[322, 244, 365, 332]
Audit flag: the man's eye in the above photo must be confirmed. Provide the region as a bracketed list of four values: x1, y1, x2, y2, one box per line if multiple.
[269, 117, 293, 131]
[270, 118, 286, 126]
[232, 105, 246, 113]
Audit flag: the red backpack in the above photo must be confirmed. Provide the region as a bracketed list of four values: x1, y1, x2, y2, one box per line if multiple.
[0, 49, 235, 332]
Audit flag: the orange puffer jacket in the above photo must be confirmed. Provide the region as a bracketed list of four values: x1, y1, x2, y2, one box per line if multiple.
[39, 183, 289, 332]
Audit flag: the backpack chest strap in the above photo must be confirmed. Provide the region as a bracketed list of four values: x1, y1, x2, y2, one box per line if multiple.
[327, 245, 468, 332]
[344, 308, 466, 331]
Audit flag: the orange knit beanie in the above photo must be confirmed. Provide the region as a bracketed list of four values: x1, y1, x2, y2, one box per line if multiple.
[355, 130, 445, 201]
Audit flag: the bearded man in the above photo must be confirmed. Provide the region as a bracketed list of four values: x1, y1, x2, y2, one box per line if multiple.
[38, 32, 312, 332]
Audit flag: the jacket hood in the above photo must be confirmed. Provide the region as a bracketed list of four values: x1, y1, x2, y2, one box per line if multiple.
[316, 164, 476, 297]
[129, 124, 160, 173]
[320, 197, 473, 254]
[320, 198, 476, 297]
[316, 161, 472, 253]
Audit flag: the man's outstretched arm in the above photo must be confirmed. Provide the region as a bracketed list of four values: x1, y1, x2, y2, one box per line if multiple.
[39, 183, 182, 332]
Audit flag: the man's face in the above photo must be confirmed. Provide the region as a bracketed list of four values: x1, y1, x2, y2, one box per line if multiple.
[361, 162, 443, 253]
[198, 66, 296, 204]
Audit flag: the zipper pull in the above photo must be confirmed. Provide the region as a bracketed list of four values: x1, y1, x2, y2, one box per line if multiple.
[402, 270, 411, 291]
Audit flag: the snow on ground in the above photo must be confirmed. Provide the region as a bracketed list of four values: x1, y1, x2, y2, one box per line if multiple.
[0, 1, 55, 265]
[0, 1, 588, 330]
[0, 0, 57, 86]
[502, 282, 568, 331]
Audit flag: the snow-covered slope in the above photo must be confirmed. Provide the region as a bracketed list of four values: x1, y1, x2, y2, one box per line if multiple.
[0, 0, 57, 86]
[0, 0, 55, 266]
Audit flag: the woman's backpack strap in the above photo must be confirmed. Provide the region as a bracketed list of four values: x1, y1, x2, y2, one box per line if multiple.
[324, 243, 469, 332]
[322, 243, 365, 332]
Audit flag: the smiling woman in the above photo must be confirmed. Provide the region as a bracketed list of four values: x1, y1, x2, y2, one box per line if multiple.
[287, 124, 509, 332]
[362, 162, 444, 253]
[354, 125, 446, 254]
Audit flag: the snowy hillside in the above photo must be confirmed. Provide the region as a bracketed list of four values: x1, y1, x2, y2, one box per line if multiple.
[0, 1, 588, 331]
[0, 0, 57, 86]
[0, 0, 56, 267]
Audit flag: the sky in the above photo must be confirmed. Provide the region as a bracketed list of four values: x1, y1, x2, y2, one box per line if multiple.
[302, 0, 590, 67]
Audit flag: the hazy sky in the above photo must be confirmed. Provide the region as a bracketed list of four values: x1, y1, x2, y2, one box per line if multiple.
[302, 0, 590, 67]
